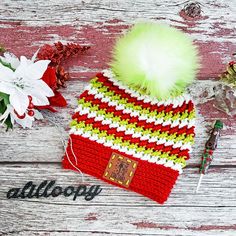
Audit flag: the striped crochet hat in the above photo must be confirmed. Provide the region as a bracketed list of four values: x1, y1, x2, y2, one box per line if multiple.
[62, 69, 195, 203]
[63, 22, 198, 204]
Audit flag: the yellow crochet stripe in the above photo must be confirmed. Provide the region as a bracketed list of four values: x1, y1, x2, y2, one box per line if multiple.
[77, 98, 195, 145]
[90, 78, 196, 122]
[70, 120, 187, 167]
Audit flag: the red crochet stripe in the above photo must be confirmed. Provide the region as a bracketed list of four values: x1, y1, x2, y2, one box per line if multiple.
[70, 144, 183, 182]
[77, 90, 195, 137]
[69, 134, 178, 181]
[96, 72, 194, 114]
[62, 135, 179, 204]
[72, 113, 190, 159]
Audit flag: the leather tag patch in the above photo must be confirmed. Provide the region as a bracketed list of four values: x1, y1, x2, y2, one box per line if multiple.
[103, 152, 138, 188]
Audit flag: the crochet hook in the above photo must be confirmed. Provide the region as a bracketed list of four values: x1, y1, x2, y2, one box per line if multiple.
[196, 120, 223, 192]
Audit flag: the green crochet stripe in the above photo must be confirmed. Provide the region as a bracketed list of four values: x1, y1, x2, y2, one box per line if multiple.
[77, 98, 195, 145]
[90, 78, 196, 121]
[70, 120, 187, 167]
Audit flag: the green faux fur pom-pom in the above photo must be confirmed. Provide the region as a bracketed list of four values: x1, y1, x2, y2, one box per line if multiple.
[111, 22, 199, 99]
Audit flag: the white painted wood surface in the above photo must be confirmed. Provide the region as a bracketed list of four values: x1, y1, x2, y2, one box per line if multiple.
[0, 165, 236, 235]
[0, 0, 236, 235]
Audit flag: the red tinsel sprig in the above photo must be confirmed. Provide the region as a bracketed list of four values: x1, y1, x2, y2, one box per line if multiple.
[37, 41, 90, 89]
[37, 41, 90, 66]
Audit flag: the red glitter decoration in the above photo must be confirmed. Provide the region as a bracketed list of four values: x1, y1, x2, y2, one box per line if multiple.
[36, 41, 90, 110]
[37, 42, 90, 89]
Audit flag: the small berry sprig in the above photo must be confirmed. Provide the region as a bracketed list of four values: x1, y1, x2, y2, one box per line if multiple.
[14, 95, 35, 119]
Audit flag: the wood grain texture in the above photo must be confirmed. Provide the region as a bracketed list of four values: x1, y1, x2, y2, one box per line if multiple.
[0, 80, 235, 165]
[0, 0, 236, 79]
[0, 0, 236, 235]
[0, 165, 236, 236]
[1, 205, 235, 236]
[0, 164, 235, 207]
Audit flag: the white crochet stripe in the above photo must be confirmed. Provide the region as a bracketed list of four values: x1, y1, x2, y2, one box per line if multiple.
[102, 69, 192, 108]
[84, 84, 195, 129]
[75, 104, 193, 152]
[69, 126, 183, 174]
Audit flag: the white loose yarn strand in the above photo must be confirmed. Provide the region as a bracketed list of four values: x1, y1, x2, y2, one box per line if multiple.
[42, 111, 84, 183]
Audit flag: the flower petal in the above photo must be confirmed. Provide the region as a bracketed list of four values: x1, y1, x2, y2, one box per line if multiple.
[15, 57, 50, 80]
[13, 56, 28, 77]
[36, 104, 57, 112]
[34, 80, 54, 97]
[9, 89, 29, 116]
[13, 114, 34, 128]
[33, 109, 44, 120]
[23, 80, 53, 105]
[27, 89, 50, 106]
[23, 79, 54, 98]
[0, 63, 15, 80]
[0, 82, 16, 96]
[49, 91, 67, 107]
[10, 106, 34, 128]
[31, 49, 40, 63]
[1, 52, 20, 69]
[27, 60, 51, 80]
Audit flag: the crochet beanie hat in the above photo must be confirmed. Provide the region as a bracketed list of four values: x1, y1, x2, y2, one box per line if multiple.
[62, 22, 199, 204]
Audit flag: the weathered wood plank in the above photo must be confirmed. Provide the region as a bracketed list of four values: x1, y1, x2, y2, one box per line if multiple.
[0, 1, 236, 139]
[2, 232, 236, 236]
[1, 204, 236, 236]
[0, 1, 235, 235]
[0, 80, 235, 164]
[0, 0, 235, 43]
[0, 0, 236, 79]
[0, 164, 235, 207]
[1, 196, 236, 235]
[1, 232, 163, 236]
[0, 21, 235, 78]
[1, 126, 235, 165]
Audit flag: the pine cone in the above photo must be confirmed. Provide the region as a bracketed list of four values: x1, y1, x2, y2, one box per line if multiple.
[55, 65, 70, 89]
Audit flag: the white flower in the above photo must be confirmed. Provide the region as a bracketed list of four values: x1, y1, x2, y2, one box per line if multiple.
[0, 52, 54, 116]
